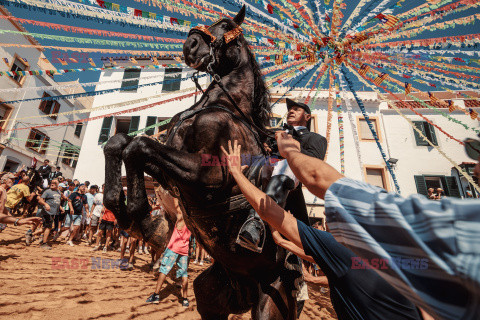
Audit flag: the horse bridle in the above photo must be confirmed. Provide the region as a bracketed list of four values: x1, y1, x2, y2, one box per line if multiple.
[188, 20, 275, 154]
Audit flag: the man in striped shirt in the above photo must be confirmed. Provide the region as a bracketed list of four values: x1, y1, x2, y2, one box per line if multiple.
[271, 131, 480, 320]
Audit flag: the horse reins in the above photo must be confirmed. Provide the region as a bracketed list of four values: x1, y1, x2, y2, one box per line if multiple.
[188, 20, 275, 154]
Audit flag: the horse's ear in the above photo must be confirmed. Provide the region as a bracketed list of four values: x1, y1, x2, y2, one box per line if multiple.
[233, 5, 246, 26]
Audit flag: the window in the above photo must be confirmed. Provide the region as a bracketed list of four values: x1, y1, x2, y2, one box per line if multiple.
[121, 68, 141, 92]
[145, 116, 157, 136]
[74, 123, 83, 137]
[414, 175, 460, 198]
[98, 116, 113, 144]
[61, 140, 80, 168]
[358, 116, 381, 142]
[4, 160, 20, 173]
[114, 116, 140, 136]
[364, 166, 388, 190]
[413, 121, 437, 146]
[10, 56, 28, 85]
[269, 118, 279, 127]
[162, 68, 182, 92]
[26, 129, 50, 154]
[0, 104, 12, 132]
[38, 92, 60, 120]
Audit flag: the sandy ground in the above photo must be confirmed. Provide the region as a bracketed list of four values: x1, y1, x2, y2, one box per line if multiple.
[0, 225, 337, 320]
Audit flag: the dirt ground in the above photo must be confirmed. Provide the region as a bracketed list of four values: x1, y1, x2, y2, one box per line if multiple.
[0, 225, 337, 320]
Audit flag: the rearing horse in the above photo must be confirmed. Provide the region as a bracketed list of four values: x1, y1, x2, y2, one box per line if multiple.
[104, 6, 299, 319]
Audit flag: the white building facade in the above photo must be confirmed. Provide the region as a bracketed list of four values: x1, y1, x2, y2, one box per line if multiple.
[74, 58, 208, 185]
[269, 89, 479, 221]
[0, 6, 92, 178]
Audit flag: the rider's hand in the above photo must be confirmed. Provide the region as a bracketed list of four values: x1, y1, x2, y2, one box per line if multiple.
[275, 131, 300, 159]
[220, 140, 248, 178]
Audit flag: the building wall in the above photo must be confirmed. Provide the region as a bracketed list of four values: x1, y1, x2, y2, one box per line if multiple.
[271, 90, 478, 199]
[0, 6, 91, 178]
[74, 65, 208, 185]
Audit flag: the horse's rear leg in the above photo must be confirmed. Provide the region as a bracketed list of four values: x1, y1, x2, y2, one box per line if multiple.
[121, 136, 174, 251]
[103, 133, 133, 230]
[194, 263, 256, 320]
[252, 276, 296, 320]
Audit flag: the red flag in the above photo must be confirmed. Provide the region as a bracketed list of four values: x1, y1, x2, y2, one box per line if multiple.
[267, 4, 273, 14]
[96, 0, 105, 8]
[31, 157, 38, 168]
[402, 74, 412, 79]
[325, 13, 330, 22]
[429, 83, 437, 88]
[170, 17, 178, 25]
[134, 9, 142, 17]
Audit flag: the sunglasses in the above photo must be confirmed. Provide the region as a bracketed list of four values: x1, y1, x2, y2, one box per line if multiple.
[464, 138, 480, 160]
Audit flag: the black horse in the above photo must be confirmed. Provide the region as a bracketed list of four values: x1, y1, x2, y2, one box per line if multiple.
[104, 6, 300, 319]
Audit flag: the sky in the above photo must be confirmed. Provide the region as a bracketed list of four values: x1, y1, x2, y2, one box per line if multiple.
[3, 0, 480, 93]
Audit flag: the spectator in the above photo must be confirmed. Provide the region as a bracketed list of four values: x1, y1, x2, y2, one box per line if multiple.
[0, 176, 40, 229]
[5, 175, 34, 214]
[88, 184, 104, 245]
[146, 198, 191, 307]
[427, 187, 436, 200]
[91, 207, 115, 252]
[66, 184, 89, 247]
[37, 159, 52, 189]
[59, 182, 75, 241]
[194, 242, 205, 265]
[435, 188, 444, 200]
[37, 179, 62, 250]
[84, 185, 97, 244]
[49, 166, 62, 181]
[52, 183, 68, 241]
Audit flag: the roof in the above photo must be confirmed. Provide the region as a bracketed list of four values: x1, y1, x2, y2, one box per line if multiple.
[393, 100, 446, 109]
[465, 100, 480, 109]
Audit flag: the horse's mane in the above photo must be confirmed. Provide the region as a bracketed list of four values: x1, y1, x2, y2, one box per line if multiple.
[244, 41, 271, 141]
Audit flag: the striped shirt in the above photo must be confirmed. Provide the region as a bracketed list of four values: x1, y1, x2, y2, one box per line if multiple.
[324, 177, 480, 320]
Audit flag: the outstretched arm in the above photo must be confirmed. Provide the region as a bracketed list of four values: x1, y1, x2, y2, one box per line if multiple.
[276, 132, 343, 199]
[221, 140, 303, 249]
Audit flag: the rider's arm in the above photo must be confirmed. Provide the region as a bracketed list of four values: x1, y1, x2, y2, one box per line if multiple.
[68, 199, 74, 213]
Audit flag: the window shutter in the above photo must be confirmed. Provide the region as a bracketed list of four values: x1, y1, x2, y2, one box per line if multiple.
[26, 129, 35, 148]
[40, 136, 50, 154]
[51, 101, 60, 120]
[74, 123, 83, 137]
[445, 176, 461, 198]
[413, 121, 427, 146]
[98, 116, 113, 144]
[128, 116, 140, 135]
[145, 116, 157, 136]
[39, 93, 47, 112]
[414, 175, 428, 196]
[427, 123, 438, 146]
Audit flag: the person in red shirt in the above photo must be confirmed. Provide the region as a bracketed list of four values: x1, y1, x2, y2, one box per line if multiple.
[146, 197, 191, 307]
[91, 207, 115, 252]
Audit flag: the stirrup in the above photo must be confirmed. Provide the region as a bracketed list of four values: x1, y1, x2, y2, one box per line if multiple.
[235, 216, 266, 253]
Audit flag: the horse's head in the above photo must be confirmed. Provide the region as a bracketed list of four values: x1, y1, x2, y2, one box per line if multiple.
[25, 167, 42, 191]
[184, 5, 246, 75]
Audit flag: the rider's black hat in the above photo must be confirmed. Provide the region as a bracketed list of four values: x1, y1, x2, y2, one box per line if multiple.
[286, 98, 311, 115]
